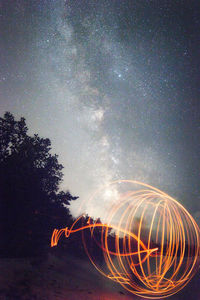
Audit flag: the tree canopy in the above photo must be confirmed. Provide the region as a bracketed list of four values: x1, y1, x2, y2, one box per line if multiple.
[0, 112, 78, 258]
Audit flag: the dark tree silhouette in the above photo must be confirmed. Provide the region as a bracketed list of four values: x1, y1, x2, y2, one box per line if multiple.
[0, 112, 78, 258]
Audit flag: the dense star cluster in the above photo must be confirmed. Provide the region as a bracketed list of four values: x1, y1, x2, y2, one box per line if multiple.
[1, 1, 200, 221]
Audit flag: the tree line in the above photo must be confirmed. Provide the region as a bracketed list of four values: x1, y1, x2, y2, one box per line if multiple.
[0, 112, 117, 264]
[0, 112, 79, 259]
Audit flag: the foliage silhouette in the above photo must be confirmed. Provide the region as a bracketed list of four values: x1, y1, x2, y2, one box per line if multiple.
[0, 112, 78, 258]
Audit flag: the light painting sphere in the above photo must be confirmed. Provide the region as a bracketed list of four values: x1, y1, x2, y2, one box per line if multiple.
[82, 180, 200, 299]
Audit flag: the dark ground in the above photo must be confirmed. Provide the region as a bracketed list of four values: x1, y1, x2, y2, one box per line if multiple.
[0, 252, 199, 300]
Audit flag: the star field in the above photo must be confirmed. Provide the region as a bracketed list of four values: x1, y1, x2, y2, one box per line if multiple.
[1, 0, 200, 222]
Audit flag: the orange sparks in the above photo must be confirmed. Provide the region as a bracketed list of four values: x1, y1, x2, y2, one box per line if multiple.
[51, 180, 200, 299]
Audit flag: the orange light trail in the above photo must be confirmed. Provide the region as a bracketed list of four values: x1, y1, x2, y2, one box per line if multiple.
[51, 180, 200, 299]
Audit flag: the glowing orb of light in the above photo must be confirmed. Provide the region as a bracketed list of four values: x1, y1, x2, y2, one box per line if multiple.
[51, 180, 200, 299]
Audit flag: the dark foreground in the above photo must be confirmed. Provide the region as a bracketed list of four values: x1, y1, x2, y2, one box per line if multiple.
[0, 253, 199, 300]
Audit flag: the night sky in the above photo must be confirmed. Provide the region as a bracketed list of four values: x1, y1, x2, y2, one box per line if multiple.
[1, 0, 200, 223]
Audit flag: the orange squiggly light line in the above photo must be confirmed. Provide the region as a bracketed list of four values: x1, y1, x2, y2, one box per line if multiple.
[51, 220, 158, 260]
[51, 180, 200, 299]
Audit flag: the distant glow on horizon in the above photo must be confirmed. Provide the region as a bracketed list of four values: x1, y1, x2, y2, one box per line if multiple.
[51, 180, 200, 298]
[103, 187, 119, 201]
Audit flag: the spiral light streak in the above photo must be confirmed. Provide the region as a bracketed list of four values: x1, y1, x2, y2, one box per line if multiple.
[51, 180, 200, 298]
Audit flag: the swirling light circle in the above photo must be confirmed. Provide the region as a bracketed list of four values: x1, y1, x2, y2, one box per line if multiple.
[51, 180, 200, 299]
